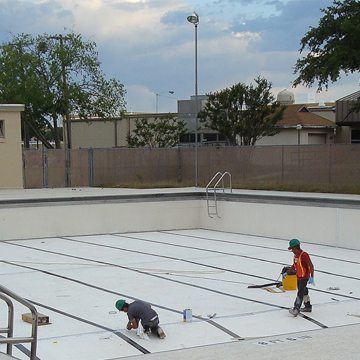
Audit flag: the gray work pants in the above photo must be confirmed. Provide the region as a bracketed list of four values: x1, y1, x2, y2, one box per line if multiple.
[294, 278, 311, 310]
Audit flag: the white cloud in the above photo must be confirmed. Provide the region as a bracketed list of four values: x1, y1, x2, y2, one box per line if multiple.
[0, 0, 357, 112]
[232, 30, 261, 41]
[53, 0, 187, 43]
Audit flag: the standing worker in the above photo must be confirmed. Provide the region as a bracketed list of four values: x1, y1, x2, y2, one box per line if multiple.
[287, 239, 314, 317]
[115, 299, 166, 339]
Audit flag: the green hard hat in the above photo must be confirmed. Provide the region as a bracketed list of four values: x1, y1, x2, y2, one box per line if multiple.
[115, 299, 126, 311]
[288, 238, 300, 249]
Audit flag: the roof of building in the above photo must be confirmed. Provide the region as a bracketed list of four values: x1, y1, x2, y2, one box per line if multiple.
[276, 104, 335, 128]
[0, 104, 25, 112]
[336, 90, 360, 102]
[70, 112, 177, 121]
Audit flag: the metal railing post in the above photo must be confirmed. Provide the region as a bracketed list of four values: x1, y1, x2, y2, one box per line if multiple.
[88, 148, 94, 187]
[42, 147, 48, 188]
[0, 293, 14, 356]
[65, 148, 71, 187]
[0, 285, 38, 360]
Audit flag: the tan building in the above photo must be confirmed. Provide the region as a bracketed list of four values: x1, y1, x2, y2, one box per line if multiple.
[69, 90, 341, 148]
[70, 113, 176, 148]
[256, 103, 336, 145]
[0, 104, 24, 188]
[256, 89, 336, 145]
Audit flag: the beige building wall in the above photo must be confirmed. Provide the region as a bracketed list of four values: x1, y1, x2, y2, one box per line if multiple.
[71, 113, 175, 148]
[0, 104, 24, 188]
[256, 128, 334, 145]
[71, 120, 117, 148]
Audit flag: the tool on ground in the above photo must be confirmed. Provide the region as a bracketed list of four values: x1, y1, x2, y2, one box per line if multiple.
[248, 266, 298, 291]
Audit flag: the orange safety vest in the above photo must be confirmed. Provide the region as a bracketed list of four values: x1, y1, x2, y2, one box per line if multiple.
[293, 250, 311, 279]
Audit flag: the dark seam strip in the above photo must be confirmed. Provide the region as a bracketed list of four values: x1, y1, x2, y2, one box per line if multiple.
[161, 230, 360, 266]
[25, 300, 150, 354]
[1, 257, 247, 339]
[299, 314, 328, 328]
[2, 242, 329, 330]
[62, 235, 360, 301]
[109, 234, 360, 290]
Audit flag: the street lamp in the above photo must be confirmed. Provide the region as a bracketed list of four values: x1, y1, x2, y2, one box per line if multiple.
[187, 11, 199, 187]
[155, 90, 174, 113]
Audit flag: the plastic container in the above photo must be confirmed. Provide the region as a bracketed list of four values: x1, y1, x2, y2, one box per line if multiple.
[282, 274, 297, 290]
[183, 309, 192, 322]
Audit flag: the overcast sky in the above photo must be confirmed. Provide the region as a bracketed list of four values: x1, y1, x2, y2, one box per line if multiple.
[0, 0, 359, 113]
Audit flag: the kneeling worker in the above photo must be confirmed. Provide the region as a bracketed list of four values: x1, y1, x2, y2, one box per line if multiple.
[115, 299, 166, 339]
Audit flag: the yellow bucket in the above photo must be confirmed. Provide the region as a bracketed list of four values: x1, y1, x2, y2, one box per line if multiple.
[282, 275, 297, 291]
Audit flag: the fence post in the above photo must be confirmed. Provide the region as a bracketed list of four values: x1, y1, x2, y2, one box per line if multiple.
[281, 145, 284, 184]
[88, 148, 94, 187]
[328, 143, 332, 184]
[177, 147, 182, 183]
[42, 147, 48, 188]
[65, 148, 71, 187]
[22, 149, 27, 189]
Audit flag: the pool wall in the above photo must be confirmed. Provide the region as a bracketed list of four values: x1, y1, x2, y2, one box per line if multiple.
[1, 191, 359, 250]
[204, 199, 359, 249]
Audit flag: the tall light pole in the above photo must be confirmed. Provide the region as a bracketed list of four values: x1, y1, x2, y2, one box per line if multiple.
[155, 90, 174, 113]
[187, 12, 199, 187]
[296, 124, 302, 145]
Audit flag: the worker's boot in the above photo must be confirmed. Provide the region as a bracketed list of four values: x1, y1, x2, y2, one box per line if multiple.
[301, 295, 312, 312]
[289, 308, 299, 317]
[157, 326, 166, 339]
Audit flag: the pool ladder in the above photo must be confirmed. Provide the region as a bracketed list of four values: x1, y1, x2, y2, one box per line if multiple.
[206, 171, 232, 218]
[0, 284, 38, 360]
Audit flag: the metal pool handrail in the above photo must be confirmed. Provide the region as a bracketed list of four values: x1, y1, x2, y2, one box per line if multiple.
[206, 171, 232, 217]
[0, 284, 38, 359]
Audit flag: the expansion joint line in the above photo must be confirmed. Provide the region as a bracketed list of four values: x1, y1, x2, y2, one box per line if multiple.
[2, 240, 330, 331]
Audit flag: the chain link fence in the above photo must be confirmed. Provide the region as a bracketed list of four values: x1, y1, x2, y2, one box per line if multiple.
[23, 144, 360, 189]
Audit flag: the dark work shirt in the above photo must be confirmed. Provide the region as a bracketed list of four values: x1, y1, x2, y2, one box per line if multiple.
[127, 300, 158, 323]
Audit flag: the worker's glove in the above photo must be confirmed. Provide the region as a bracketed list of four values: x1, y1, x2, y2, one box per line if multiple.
[308, 276, 315, 285]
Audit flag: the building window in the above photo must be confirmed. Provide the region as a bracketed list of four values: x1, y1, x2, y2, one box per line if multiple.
[0, 120, 4, 138]
[351, 129, 360, 144]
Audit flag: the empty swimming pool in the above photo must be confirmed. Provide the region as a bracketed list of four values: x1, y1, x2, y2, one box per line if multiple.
[0, 188, 359, 360]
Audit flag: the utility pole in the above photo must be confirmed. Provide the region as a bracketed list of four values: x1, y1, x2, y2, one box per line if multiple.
[38, 34, 72, 149]
[43, 35, 72, 186]
[44, 35, 72, 149]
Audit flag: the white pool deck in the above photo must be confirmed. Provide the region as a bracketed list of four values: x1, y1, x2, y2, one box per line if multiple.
[0, 188, 359, 360]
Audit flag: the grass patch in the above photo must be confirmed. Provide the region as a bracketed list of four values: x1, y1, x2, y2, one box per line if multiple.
[232, 182, 360, 195]
[97, 180, 195, 189]
[96, 181, 360, 195]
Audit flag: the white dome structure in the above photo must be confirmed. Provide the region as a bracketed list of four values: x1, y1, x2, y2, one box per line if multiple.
[277, 89, 295, 105]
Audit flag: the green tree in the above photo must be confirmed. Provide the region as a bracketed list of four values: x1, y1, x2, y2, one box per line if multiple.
[198, 77, 284, 146]
[293, 0, 360, 92]
[127, 115, 187, 148]
[0, 35, 50, 147]
[0, 32, 126, 148]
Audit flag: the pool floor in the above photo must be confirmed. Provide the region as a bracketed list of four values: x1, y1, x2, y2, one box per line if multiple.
[0, 229, 359, 360]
